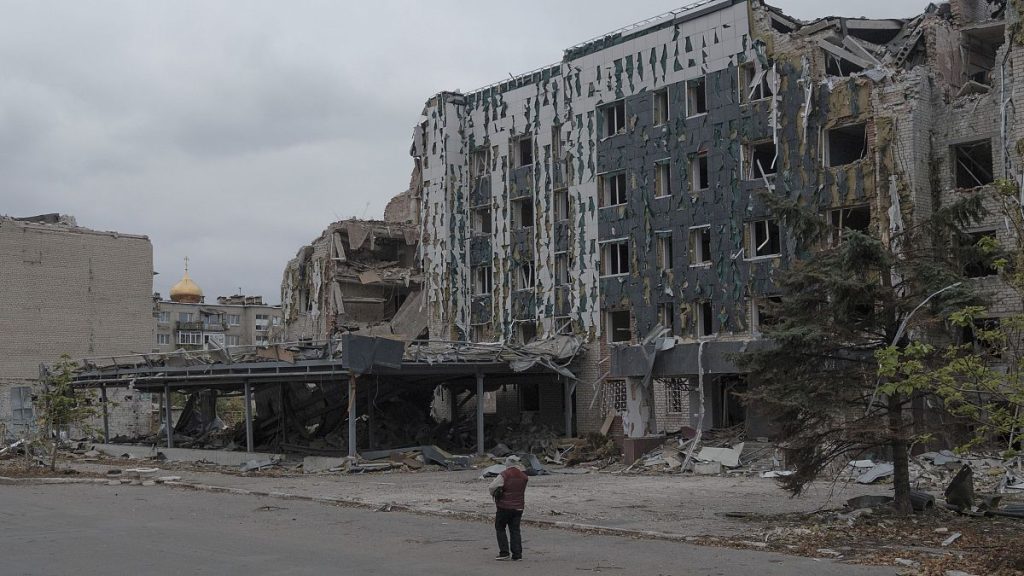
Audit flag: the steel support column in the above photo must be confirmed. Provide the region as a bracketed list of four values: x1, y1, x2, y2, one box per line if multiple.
[476, 371, 485, 456]
[348, 374, 358, 458]
[100, 385, 110, 442]
[243, 381, 254, 453]
[563, 377, 574, 438]
[164, 384, 173, 449]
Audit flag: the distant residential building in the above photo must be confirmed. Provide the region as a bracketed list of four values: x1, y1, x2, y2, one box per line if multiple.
[153, 266, 282, 353]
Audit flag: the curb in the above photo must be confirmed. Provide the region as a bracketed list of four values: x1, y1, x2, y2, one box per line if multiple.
[4, 475, 692, 543]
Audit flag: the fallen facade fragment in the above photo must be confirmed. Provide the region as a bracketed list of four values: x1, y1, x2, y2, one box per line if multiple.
[411, 0, 1024, 450]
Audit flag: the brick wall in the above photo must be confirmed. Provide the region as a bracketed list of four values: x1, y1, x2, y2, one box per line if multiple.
[0, 218, 155, 439]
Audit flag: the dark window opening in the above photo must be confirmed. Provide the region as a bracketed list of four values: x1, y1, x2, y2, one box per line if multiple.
[953, 140, 994, 188]
[555, 253, 569, 285]
[963, 25, 1004, 86]
[824, 51, 864, 76]
[511, 198, 534, 229]
[518, 263, 535, 290]
[471, 147, 490, 180]
[746, 142, 777, 179]
[739, 63, 774, 103]
[687, 77, 707, 116]
[603, 100, 626, 137]
[602, 241, 629, 276]
[754, 296, 783, 332]
[697, 300, 714, 337]
[600, 172, 628, 206]
[655, 162, 671, 197]
[749, 219, 781, 258]
[473, 207, 492, 235]
[961, 230, 999, 278]
[609, 310, 632, 343]
[828, 205, 871, 246]
[827, 123, 868, 166]
[659, 302, 675, 334]
[691, 153, 709, 191]
[518, 137, 533, 167]
[473, 266, 493, 295]
[689, 227, 712, 265]
[554, 189, 570, 221]
[653, 89, 669, 125]
[520, 381, 540, 411]
[656, 233, 673, 272]
[962, 317, 1002, 358]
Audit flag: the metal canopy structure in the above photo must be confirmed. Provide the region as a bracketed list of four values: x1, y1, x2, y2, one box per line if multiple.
[60, 335, 584, 460]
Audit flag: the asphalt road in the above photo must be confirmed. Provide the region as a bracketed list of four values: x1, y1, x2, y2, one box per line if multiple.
[0, 484, 896, 576]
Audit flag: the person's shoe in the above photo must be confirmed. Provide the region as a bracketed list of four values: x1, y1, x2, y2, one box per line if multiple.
[511, 557, 522, 561]
[495, 555, 511, 561]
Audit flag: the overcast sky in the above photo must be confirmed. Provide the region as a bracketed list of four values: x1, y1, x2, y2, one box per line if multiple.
[1, 1, 932, 304]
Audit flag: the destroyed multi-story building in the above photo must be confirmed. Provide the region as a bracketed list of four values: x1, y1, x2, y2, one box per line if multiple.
[153, 266, 282, 353]
[280, 218, 423, 343]
[410, 0, 1021, 441]
[0, 214, 157, 441]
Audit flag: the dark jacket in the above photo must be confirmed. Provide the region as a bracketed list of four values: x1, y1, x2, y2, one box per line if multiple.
[491, 467, 528, 510]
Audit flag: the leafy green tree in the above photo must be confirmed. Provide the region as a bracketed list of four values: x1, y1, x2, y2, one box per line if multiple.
[39, 354, 98, 470]
[737, 194, 985, 514]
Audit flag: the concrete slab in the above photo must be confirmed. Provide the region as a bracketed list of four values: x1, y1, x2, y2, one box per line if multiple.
[91, 443, 282, 467]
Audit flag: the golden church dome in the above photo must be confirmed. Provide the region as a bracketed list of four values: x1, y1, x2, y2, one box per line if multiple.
[170, 259, 203, 303]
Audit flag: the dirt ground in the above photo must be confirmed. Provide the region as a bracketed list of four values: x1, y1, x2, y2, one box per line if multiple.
[3, 453, 1022, 575]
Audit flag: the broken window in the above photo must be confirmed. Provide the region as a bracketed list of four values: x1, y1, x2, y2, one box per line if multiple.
[747, 219, 781, 258]
[961, 230, 999, 278]
[752, 295, 782, 333]
[696, 300, 714, 337]
[658, 302, 676, 334]
[226, 335, 240, 346]
[686, 77, 707, 116]
[607, 310, 632, 343]
[517, 322, 538, 346]
[554, 252, 569, 286]
[520, 381, 540, 411]
[156, 333, 170, 345]
[601, 240, 630, 276]
[226, 314, 241, 326]
[656, 232, 673, 272]
[739, 62, 773, 103]
[157, 311, 170, 324]
[654, 161, 671, 197]
[744, 141, 777, 180]
[963, 23, 1004, 87]
[470, 147, 490, 180]
[826, 123, 867, 167]
[177, 331, 202, 345]
[605, 379, 627, 413]
[473, 206, 492, 235]
[511, 198, 534, 229]
[255, 314, 270, 332]
[653, 88, 669, 125]
[689, 226, 712, 266]
[823, 48, 865, 77]
[553, 189, 570, 221]
[178, 312, 193, 324]
[828, 205, 871, 246]
[952, 139, 994, 189]
[599, 171, 628, 207]
[516, 136, 533, 167]
[962, 317, 1002, 358]
[10, 386, 33, 424]
[690, 152, 709, 192]
[473, 266, 493, 295]
[602, 100, 626, 138]
[664, 378, 688, 413]
[517, 263, 535, 290]
[552, 316, 574, 335]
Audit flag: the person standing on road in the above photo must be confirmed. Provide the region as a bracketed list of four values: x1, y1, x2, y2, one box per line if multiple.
[488, 455, 528, 561]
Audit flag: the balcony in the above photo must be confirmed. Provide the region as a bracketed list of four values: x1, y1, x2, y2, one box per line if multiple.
[176, 321, 226, 332]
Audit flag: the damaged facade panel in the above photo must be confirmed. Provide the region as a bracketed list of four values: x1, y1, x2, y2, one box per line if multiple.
[412, 0, 1022, 440]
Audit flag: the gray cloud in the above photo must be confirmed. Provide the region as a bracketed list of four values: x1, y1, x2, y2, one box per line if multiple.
[0, 0, 932, 303]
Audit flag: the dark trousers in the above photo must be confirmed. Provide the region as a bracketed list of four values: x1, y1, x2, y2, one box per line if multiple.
[494, 508, 523, 558]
